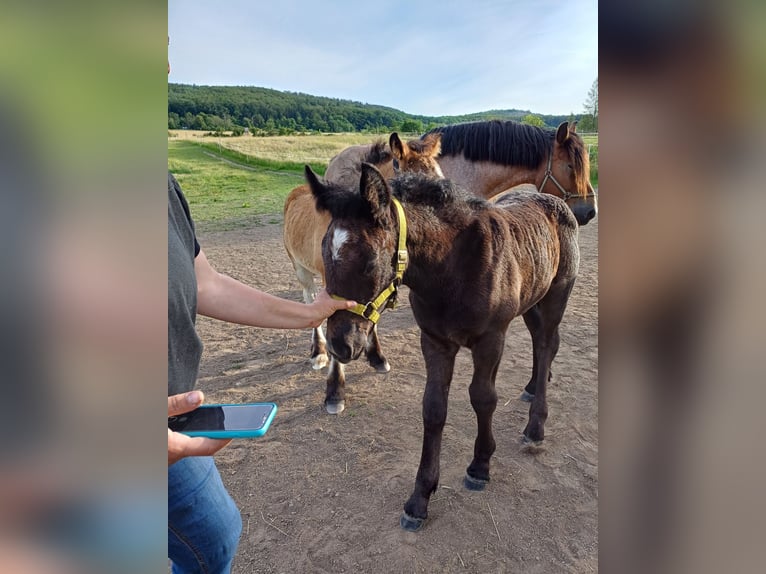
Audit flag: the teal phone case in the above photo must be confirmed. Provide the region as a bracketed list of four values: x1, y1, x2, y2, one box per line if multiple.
[173, 403, 277, 438]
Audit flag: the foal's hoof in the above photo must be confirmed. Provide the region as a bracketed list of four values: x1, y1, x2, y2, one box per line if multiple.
[399, 512, 425, 532]
[463, 473, 489, 491]
[311, 354, 329, 370]
[520, 390, 535, 402]
[521, 434, 544, 449]
[324, 400, 345, 415]
[369, 359, 391, 373]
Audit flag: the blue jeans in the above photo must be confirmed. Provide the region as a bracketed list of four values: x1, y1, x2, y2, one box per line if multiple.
[168, 456, 242, 574]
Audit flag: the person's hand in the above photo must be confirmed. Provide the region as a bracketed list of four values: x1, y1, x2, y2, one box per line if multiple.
[308, 289, 357, 327]
[168, 391, 232, 466]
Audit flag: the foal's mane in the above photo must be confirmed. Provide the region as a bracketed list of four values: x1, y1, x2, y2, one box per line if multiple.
[363, 139, 392, 165]
[424, 120, 590, 196]
[315, 172, 486, 221]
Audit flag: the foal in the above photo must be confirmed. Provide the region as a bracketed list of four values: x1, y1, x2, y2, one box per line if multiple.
[306, 163, 579, 530]
[283, 135, 442, 413]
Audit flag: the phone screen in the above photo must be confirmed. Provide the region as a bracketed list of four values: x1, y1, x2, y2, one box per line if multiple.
[168, 404, 276, 433]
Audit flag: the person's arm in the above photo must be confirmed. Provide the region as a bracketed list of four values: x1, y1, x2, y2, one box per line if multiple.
[168, 391, 231, 466]
[194, 249, 355, 329]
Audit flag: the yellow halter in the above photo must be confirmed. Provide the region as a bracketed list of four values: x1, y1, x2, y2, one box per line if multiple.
[331, 197, 408, 324]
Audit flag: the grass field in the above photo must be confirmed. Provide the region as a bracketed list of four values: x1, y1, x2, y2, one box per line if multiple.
[168, 131, 599, 231]
[168, 139, 305, 231]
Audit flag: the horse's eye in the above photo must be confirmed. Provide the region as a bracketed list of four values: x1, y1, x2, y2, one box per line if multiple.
[363, 260, 377, 275]
[567, 164, 573, 170]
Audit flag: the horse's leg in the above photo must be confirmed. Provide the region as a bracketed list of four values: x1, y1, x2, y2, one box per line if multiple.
[400, 331, 458, 532]
[311, 324, 329, 370]
[521, 280, 576, 444]
[364, 324, 391, 373]
[464, 331, 504, 491]
[324, 357, 346, 414]
[294, 263, 328, 369]
[520, 306, 554, 402]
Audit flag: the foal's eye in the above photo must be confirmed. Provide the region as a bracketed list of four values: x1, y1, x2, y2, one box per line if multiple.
[363, 260, 377, 275]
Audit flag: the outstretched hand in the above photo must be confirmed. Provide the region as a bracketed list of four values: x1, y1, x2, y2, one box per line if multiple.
[308, 289, 357, 327]
[168, 391, 231, 465]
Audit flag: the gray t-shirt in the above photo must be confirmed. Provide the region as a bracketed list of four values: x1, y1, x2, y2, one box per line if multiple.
[167, 173, 203, 395]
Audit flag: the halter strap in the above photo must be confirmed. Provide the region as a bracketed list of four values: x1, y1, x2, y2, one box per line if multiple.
[331, 197, 408, 324]
[539, 152, 596, 202]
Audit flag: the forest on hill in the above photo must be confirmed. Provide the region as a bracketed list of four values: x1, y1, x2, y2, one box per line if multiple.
[168, 83, 587, 136]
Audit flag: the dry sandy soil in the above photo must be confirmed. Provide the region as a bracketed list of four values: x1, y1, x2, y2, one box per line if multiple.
[194, 216, 598, 573]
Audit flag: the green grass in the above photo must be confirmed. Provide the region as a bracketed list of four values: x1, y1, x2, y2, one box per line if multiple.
[195, 141, 327, 175]
[580, 134, 599, 188]
[168, 140, 305, 231]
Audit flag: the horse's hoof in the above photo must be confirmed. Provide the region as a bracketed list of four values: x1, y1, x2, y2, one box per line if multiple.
[521, 434, 544, 448]
[520, 390, 535, 402]
[311, 355, 329, 370]
[399, 512, 425, 532]
[374, 360, 391, 373]
[325, 400, 345, 415]
[463, 473, 489, 491]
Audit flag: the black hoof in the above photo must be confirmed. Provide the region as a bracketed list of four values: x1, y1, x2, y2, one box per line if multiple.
[463, 473, 489, 491]
[400, 512, 425, 532]
[325, 400, 345, 414]
[520, 390, 535, 402]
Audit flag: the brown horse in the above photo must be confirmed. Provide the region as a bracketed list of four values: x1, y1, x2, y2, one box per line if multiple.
[283, 136, 442, 413]
[424, 120, 597, 225]
[305, 163, 579, 530]
[330, 121, 597, 225]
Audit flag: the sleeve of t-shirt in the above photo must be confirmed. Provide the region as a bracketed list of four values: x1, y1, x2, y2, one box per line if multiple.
[168, 174, 201, 257]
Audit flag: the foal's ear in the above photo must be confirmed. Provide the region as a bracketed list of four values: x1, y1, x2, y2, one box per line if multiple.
[304, 165, 331, 212]
[360, 162, 391, 224]
[389, 132, 406, 161]
[556, 122, 571, 144]
[421, 132, 442, 157]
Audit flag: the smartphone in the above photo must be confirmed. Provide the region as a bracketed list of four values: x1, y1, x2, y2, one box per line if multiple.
[168, 403, 277, 438]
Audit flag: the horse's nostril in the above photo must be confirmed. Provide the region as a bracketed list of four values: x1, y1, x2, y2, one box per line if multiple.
[586, 209, 596, 222]
[327, 338, 352, 363]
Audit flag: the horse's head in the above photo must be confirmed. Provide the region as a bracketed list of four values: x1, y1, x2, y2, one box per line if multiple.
[545, 121, 597, 225]
[305, 163, 402, 364]
[390, 132, 444, 179]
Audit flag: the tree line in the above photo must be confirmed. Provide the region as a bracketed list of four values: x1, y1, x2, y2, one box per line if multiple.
[168, 83, 591, 136]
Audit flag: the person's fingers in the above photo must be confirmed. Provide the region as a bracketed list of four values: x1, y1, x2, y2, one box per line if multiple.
[181, 435, 232, 457]
[317, 288, 356, 310]
[168, 429, 232, 465]
[168, 390, 204, 416]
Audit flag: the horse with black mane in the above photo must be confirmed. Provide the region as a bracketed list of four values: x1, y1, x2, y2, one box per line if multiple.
[326, 120, 597, 225]
[305, 162, 579, 531]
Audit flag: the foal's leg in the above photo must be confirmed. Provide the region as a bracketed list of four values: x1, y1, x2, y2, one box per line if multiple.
[464, 331, 504, 491]
[521, 280, 576, 444]
[401, 332, 458, 532]
[324, 357, 347, 414]
[520, 306, 555, 402]
[364, 324, 391, 373]
[294, 263, 328, 369]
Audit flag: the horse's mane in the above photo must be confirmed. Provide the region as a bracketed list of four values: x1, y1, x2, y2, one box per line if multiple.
[363, 139, 392, 165]
[423, 120, 552, 168]
[423, 120, 590, 197]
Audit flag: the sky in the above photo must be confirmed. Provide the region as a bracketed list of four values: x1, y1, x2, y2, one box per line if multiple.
[168, 0, 597, 118]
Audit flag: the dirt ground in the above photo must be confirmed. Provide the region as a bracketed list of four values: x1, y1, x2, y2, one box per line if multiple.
[194, 216, 598, 573]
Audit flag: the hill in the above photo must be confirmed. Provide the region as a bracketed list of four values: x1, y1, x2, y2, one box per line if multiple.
[168, 83, 582, 135]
